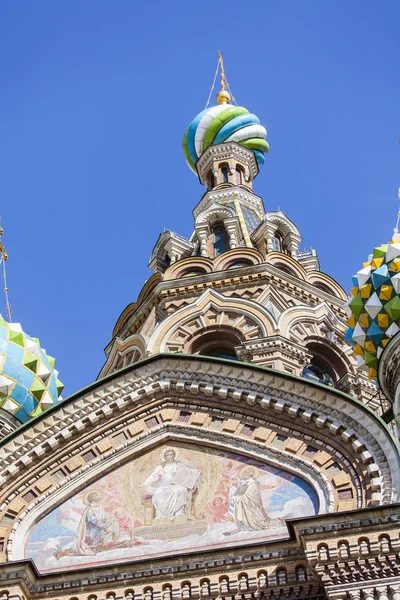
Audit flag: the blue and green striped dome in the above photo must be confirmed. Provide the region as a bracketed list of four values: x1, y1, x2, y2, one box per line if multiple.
[182, 103, 269, 174]
[0, 314, 63, 423]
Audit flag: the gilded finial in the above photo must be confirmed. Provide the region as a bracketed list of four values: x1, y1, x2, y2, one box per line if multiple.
[217, 50, 231, 105]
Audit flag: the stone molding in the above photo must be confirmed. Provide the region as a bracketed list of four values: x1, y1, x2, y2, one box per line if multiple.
[195, 142, 259, 184]
[0, 356, 397, 505]
[193, 188, 264, 220]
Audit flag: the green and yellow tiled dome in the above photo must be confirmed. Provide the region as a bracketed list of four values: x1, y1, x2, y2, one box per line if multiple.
[345, 237, 400, 379]
[0, 314, 63, 423]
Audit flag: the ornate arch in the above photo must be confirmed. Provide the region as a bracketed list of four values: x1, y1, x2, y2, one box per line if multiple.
[306, 271, 348, 300]
[164, 257, 213, 281]
[147, 289, 275, 354]
[279, 303, 356, 377]
[265, 211, 301, 238]
[214, 247, 264, 271]
[99, 333, 147, 378]
[196, 203, 235, 225]
[267, 252, 307, 280]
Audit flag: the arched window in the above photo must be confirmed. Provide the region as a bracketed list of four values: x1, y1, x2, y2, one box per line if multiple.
[275, 262, 297, 277]
[201, 347, 238, 360]
[359, 538, 370, 556]
[276, 569, 287, 585]
[235, 166, 244, 185]
[302, 360, 334, 387]
[189, 327, 243, 360]
[207, 170, 216, 190]
[226, 259, 254, 270]
[318, 544, 329, 562]
[200, 580, 211, 597]
[238, 574, 248, 591]
[272, 234, 282, 252]
[220, 164, 229, 183]
[379, 534, 391, 553]
[338, 541, 350, 560]
[181, 583, 191, 600]
[219, 578, 229, 595]
[296, 566, 307, 582]
[180, 267, 207, 277]
[314, 282, 335, 295]
[213, 224, 227, 257]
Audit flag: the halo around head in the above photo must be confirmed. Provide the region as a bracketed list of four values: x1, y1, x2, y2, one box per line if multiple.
[160, 447, 179, 462]
[83, 489, 103, 505]
[239, 465, 260, 479]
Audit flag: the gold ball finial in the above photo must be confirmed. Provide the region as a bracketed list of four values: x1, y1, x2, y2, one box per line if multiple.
[217, 89, 231, 105]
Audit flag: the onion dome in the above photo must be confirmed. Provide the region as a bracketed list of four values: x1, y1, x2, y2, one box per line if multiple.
[182, 99, 269, 174]
[345, 237, 400, 379]
[182, 53, 269, 175]
[0, 314, 64, 423]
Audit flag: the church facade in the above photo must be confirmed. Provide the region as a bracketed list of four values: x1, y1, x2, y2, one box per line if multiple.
[0, 61, 400, 600]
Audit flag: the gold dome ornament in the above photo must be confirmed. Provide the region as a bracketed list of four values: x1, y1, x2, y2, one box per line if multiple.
[217, 89, 231, 105]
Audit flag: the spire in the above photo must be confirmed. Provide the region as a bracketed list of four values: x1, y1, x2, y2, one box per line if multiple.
[0, 221, 11, 321]
[216, 51, 231, 105]
[392, 188, 400, 242]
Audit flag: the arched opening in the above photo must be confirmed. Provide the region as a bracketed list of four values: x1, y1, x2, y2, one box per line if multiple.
[225, 258, 254, 269]
[235, 165, 244, 185]
[207, 170, 216, 190]
[302, 339, 349, 387]
[179, 267, 207, 277]
[271, 231, 291, 255]
[313, 282, 335, 295]
[187, 327, 243, 360]
[302, 360, 334, 387]
[212, 223, 228, 257]
[274, 262, 297, 277]
[202, 347, 238, 360]
[272, 233, 282, 252]
[219, 163, 229, 184]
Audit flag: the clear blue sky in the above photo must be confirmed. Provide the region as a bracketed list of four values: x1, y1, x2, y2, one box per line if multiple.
[0, 1, 399, 395]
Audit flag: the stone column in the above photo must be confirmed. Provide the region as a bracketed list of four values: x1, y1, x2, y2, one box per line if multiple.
[389, 585, 400, 600]
[195, 225, 209, 257]
[376, 587, 389, 600]
[363, 588, 376, 600]
[225, 223, 238, 249]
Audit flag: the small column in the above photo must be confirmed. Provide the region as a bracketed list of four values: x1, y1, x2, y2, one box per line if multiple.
[363, 588, 376, 600]
[376, 587, 389, 600]
[195, 224, 210, 257]
[225, 223, 238, 249]
[389, 585, 400, 600]
[349, 591, 361, 600]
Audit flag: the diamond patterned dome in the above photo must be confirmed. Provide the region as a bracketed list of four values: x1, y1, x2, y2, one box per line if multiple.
[0, 315, 63, 423]
[345, 238, 400, 379]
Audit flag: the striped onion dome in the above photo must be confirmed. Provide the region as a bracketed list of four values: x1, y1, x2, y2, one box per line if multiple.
[182, 102, 269, 174]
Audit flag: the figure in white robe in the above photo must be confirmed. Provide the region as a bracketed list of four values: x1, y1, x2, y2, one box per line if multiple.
[225, 467, 270, 535]
[144, 449, 197, 520]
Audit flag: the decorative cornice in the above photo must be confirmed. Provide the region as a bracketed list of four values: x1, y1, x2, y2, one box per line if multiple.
[196, 142, 259, 183]
[0, 355, 398, 506]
